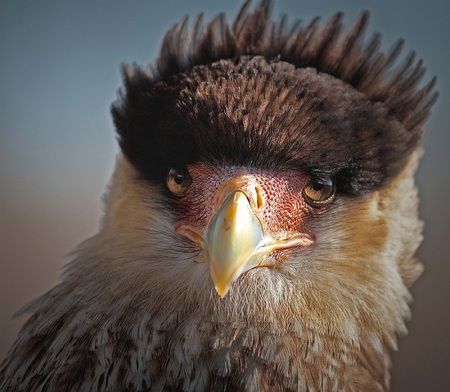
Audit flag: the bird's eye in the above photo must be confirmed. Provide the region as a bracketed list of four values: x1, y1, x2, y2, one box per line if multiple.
[166, 167, 192, 197]
[303, 177, 335, 206]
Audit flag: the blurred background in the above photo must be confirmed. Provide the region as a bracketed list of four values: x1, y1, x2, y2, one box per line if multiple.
[1, 1, 449, 390]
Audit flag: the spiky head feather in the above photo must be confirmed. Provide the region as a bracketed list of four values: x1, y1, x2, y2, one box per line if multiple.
[112, 0, 437, 195]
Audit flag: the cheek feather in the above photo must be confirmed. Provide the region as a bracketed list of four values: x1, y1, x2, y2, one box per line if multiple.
[340, 195, 389, 263]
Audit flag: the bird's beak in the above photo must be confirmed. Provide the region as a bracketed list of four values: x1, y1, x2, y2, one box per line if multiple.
[205, 190, 264, 297]
[177, 177, 313, 298]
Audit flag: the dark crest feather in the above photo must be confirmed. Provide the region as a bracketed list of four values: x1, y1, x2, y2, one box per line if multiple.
[134, 0, 436, 127]
[112, 0, 437, 194]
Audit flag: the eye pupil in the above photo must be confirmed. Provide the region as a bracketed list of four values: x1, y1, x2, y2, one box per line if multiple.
[312, 182, 324, 191]
[174, 173, 185, 185]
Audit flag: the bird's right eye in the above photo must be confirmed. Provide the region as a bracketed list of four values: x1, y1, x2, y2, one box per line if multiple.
[166, 167, 192, 197]
[303, 177, 336, 206]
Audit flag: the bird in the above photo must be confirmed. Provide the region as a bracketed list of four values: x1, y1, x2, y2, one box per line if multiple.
[0, 1, 437, 391]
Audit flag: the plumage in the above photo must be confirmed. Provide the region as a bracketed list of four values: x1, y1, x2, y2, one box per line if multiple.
[0, 1, 437, 391]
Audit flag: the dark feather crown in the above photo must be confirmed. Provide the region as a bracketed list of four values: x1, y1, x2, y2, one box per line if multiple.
[112, 0, 437, 195]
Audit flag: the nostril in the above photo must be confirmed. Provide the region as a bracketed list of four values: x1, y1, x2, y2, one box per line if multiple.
[255, 186, 264, 210]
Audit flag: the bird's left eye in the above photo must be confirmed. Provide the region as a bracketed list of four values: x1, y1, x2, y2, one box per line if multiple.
[303, 177, 336, 206]
[166, 167, 192, 197]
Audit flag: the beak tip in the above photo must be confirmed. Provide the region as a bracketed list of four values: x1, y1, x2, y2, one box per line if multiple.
[215, 283, 230, 298]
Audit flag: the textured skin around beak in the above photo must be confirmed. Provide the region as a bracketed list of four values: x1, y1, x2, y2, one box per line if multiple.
[206, 191, 264, 298]
[175, 171, 315, 298]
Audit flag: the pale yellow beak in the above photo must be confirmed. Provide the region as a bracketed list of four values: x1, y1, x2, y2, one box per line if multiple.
[205, 190, 264, 297]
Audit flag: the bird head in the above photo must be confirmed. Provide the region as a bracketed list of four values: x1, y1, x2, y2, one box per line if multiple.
[109, 4, 436, 305]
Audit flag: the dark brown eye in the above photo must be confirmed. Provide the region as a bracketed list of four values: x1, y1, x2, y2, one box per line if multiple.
[167, 167, 192, 196]
[303, 178, 335, 206]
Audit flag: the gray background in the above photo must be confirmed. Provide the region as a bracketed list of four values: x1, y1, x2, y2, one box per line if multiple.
[1, 1, 449, 391]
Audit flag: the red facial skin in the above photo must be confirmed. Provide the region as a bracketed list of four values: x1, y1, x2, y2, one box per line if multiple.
[173, 162, 326, 267]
